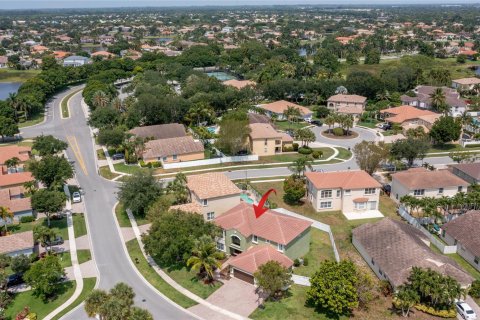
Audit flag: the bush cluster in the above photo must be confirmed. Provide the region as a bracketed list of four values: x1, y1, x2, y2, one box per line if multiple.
[332, 127, 344, 136]
[298, 146, 313, 155]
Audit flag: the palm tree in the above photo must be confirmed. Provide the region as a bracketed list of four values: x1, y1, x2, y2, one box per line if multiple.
[343, 115, 354, 135]
[473, 83, 480, 96]
[33, 225, 56, 252]
[283, 106, 302, 124]
[325, 114, 336, 133]
[429, 88, 448, 115]
[187, 235, 223, 283]
[110, 97, 123, 112]
[92, 91, 110, 109]
[0, 206, 13, 234]
[23, 181, 37, 195]
[288, 156, 314, 178]
[459, 111, 472, 138]
[85, 289, 109, 319]
[4, 157, 20, 173]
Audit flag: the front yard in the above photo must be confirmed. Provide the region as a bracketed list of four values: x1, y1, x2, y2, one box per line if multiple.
[162, 265, 223, 299]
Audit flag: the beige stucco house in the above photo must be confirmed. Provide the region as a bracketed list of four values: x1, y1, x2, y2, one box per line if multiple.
[170, 172, 241, 221]
[305, 170, 381, 218]
[142, 136, 204, 164]
[390, 168, 469, 203]
[326, 94, 367, 117]
[248, 123, 293, 156]
[452, 77, 480, 91]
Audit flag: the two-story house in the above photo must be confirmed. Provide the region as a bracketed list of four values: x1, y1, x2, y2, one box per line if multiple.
[305, 170, 382, 219]
[326, 94, 367, 118]
[170, 172, 241, 221]
[390, 168, 469, 203]
[449, 162, 480, 185]
[248, 123, 293, 156]
[214, 202, 312, 284]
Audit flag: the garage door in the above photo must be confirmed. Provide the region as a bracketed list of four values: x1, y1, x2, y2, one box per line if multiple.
[233, 269, 254, 284]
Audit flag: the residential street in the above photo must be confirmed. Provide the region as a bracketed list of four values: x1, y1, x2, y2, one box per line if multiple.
[21, 86, 196, 320]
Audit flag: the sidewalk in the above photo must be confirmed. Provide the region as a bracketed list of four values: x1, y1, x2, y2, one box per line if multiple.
[125, 209, 248, 320]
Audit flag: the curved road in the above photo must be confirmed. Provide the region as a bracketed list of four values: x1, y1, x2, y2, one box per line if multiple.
[21, 86, 196, 320]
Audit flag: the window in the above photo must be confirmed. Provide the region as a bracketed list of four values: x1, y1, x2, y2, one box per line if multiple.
[371, 258, 375, 265]
[475, 257, 479, 265]
[336, 190, 341, 197]
[320, 201, 332, 209]
[216, 242, 225, 251]
[355, 202, 367, 210]
[277, 244, 285, 252]
[379, 269, 383, 276]
[364, 188, 376, 195]
[458, 186, 463, 192]
[395, 194, 398, 200]
[264, 147, 267, 153]
[264, 139, 268, 146]
[202, 199, 208, 206]
[413, 189, 425, 196]
[162, 156, 167, 161]
[344, 189, 351, 195]
[173, 154, 178, 160]
[265, 239, 270, 244]
[231, 235, 241, 246]
[439, 188, 444, 194]
[252, 235, 258, 244]
[368, 201, 377, 210]
[454, 239, 458, 245]
[207, 212, 215, 220]
[320, 190, 332, 198]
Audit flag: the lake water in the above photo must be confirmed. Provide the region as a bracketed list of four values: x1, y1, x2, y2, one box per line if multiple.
[0, 82, 21, 100]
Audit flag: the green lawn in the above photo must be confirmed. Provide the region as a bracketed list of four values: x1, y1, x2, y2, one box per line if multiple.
[335, 147, 352, 160]
[18, 112, 45, 128]
[51, 278, 96, 320]
[99, 166, 120, 180]
[73, 214, 87, 238]
[163, 265, 222, 299]
[5, 281, 76, 319]
[113, 163, 145, 175]
[250, 285, 349, 320]
[275, 121, 309, 131]
[96, 149, 106, 160]
[58, 252, 72, 268]
[259, 148, 335, 163]
[115, 202, 149, 227]
[77, 249, 92, 265]
[126, 239, 197, 308]
[0, 69, 40, 82]
[10, 216, 68, 239]
[293, 229, 334, 277]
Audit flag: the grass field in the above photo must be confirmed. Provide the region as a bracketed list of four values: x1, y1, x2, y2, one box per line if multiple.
[5, 281, 76, 319]
[115, 202, 149, 227]
[96, 149, 106, 160]
[275, 121, 310, 131]
[293, 229, 334, 277]
[335, 147, 352, 160]
[0, 69, 40, 83]
[99, 166, 120, 180]
[73, 214, 87, 238]
[125, 239, 197, 308]
[51, 278, 96, 320]
[77, 249, 92, 265]
[18, 111, 45, 128]
[162, 265, 222, 299]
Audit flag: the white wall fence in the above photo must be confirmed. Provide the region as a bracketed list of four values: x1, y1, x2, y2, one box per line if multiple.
[461, 139, 480, 148]
[162, 155, 259, 169]
[398, 206, 457, 254]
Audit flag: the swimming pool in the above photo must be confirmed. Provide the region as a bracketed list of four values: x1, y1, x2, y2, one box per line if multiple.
[240, 193, 255, 204]
[206, 71, 236, 81]
[207, 126, 217, 134]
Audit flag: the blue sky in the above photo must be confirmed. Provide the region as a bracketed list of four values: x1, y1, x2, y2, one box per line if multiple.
[0, 0, 477, 9]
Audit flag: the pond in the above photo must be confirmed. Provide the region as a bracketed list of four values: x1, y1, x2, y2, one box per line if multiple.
[0, 82, 21, 100]
[206, 71, 236, 81]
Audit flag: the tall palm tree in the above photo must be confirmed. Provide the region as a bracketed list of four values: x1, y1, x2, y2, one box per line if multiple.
[84, 289, 109, 319]
[473, 83, 480, 96]
[459, 111, 473, 138]
[92, 91, 110, 109]
[187, 235, 223, 283]
[288, 156, 313, 178]
[325, 114, 336, 133]
[429, 88, 448, 115]
[0, 206, 13, 234]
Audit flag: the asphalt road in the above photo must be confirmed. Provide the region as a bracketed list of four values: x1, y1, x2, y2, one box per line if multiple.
[19, 86, 459, 319]
[21, 86, 196, 320]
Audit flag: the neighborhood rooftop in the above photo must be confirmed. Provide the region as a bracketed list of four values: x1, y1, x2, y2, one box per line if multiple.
[214, 202, 312, 245]
[143, 136, 204, 159]
[441, 211, 480, 258]
[305, 170, 381, 190]
[259, 100, 311, 115]
[353, 218, 473, 288]
[228, 244, 293, 275]
[187, 172, 241, 199]
[128, 123, 186, 139]
[391, 168, 469, 189]
[0, 145, 31, 165]
[0, 231, 34, 255]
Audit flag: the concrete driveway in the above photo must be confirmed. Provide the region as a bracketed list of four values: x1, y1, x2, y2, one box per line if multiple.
[457, 296, 480, 320]
[189, 278, 265, 320]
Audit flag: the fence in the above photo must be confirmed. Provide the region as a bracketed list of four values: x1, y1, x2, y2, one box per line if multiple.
[162, 155, 259, 169]
[273, 208, 340, 262]
[397, 206, 457, 254]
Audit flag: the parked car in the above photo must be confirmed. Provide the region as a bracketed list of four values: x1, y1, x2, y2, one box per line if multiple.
[456, 301, 477, 320]
[378, 123, 391, 130]
[4, 273, 24, 288]
[41, 236, 64, 247]
[72, 192, 81, 203]
[311, 120, 323, 126]
[111, 153, 124, 160]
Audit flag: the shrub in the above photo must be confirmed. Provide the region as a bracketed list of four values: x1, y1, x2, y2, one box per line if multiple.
[312, 151, 322, 159]
[303, 257, 309, 266]
[332, 127, 344, 136]
[470, 280, 480, 298]
[151, 161, 162, 168]
[379, 280, 393, 297]
[139, 160, 147, 167]
[298, 147, 313, 155]
[293, 259, 301, 267]
[292, 143, 299, 151]
[268, 201, 278, 209]
[20, 216, 35, 223]
[282, 146, 293, 152]
[414, 304, 456, 318]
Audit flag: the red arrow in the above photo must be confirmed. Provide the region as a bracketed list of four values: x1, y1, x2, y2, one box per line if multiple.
[253, 189, 276, 218]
